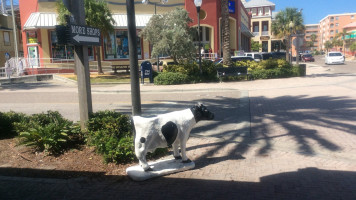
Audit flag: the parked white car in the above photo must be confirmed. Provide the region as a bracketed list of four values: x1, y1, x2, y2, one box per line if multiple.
[244, 52, 262, 62]
[325, 52, 345, 65]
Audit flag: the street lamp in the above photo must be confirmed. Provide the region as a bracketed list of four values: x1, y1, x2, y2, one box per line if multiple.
[142, 0, 167, 15]
[194, 0, 202, 74]
[289, 21, 294, 64]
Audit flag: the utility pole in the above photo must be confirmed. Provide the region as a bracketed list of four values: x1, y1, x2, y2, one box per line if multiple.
[10, 0, 18, 63]
[126, 0, 142, 116]
[63, 0, 93, 130]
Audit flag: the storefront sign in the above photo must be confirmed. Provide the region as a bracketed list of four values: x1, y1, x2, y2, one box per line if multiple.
[70, 24, 101, 46]
[228, 1, 235, 14]
[26, 31, 38, 44]
[260, 36, 270, 40]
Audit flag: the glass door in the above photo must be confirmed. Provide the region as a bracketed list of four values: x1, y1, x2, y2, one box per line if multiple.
[28, 46, 39, 68]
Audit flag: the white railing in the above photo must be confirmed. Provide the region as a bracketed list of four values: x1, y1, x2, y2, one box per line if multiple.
[198, 53, 218, 61]
[0, 57, 114, 79]
[253, 32, 259, 36]
[262, 31, 269, 36]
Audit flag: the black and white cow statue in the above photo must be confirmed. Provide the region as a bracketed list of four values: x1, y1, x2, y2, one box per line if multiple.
[131, 103, 214, 171]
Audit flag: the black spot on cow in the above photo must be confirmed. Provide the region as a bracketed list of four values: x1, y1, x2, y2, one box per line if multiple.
[140, 137, 146, 143]
[161, 121, 178, 146]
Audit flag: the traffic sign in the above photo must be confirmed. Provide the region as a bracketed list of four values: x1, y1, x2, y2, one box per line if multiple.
[69, 24, 101, 46]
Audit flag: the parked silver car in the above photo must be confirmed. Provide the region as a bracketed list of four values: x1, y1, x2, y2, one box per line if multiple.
[325, 52, 345, 65]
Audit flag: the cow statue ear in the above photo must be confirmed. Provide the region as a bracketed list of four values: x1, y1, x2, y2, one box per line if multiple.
[197, 102, 203, 108]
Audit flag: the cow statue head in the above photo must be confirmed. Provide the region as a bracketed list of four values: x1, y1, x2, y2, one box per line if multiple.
[190, 103, 215, 122]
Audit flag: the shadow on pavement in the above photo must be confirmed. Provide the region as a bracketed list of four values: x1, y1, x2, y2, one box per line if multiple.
[1, 167, 355, 199]
[115, 92, 356, 170]
[0, 82, 66, 91]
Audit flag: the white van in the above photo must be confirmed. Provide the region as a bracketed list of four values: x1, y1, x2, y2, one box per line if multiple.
[244, 52, 262, 62]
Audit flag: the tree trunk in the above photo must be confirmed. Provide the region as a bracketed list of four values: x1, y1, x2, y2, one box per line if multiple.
[221, 0, 231, 66]
[96, 46, 103, 74]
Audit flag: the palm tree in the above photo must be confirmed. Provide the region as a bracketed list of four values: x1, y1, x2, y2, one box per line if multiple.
[221, 0, 231, 66]
[310, 33, 317, 50]
[56, 0, 115, 74]
[324, 40, 333, 53]
[350, 42, 356, 57]
[336, 29, 352, 55]
[272, 8, 304, 62]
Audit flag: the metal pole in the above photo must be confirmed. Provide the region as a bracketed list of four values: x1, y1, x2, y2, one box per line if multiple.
[72, 0, 93, 130]
[10, 0, 18, 62]
[296, 35, 299, 65]
[126, 0, 142, 116]
[197, 6, 202, 74]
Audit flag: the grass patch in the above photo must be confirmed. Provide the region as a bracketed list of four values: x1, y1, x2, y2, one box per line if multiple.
[59, 73, 131, 84]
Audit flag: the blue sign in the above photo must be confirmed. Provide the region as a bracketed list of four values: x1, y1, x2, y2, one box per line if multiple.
[228, 1, 235, 14]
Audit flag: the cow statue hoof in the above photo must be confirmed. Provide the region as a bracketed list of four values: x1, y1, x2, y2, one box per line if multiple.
[174, 156, 182, 160]
[144, 167, 153, 172]
[132, 103, 214, 171]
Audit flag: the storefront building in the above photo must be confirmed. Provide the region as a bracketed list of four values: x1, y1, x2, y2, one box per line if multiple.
[19, 0, 251, 73]
[243, 0, 281, 52]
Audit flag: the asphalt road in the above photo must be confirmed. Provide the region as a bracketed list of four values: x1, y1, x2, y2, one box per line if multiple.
[306, 55, 356, 74]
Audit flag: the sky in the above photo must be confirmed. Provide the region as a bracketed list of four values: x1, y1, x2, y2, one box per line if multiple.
[271, 0, 356, 24]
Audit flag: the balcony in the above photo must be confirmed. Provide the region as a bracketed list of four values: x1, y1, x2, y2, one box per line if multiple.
[253, 32, 259, 36]
[261, 31, 269, 36]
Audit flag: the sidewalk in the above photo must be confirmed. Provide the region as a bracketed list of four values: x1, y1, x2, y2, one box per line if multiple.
[1, 64, 356, 199]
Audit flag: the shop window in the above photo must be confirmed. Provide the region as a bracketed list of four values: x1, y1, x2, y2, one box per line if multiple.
[103, 30, 142, 60]
[3, 31, 10, 46]
[50, 31, 94, 60]
[253, 22, 259, 33]
[264, 7, 270, 16]
[26, 31, 38, 44]
[262, 21, 268, 31]
[252, 8, 257, 16]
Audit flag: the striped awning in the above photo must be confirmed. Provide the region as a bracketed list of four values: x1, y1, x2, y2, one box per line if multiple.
[23, 12, 58, 30]
[23, 12, 153, 30]
[112, 14, 153, 29]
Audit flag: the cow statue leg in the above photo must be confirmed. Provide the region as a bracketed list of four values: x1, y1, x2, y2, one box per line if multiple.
[172, 141, 181, 160]
[180, 137, 191, 163]
[135, 141, 151, 171]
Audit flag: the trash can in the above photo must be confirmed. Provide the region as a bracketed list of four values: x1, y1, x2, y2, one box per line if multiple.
[298, 64, 306, 76]
[140, 61, 153, 84]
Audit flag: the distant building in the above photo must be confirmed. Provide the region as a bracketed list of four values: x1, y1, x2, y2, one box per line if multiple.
[319, 13, 356, 52]
[0, 1, 22, 67]
[243, 0, 282, 52]
[303, 24, 319, 52]
[342, 22, 356, 56]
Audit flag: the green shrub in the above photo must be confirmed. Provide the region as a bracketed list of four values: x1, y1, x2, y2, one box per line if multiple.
[250, 66, 300, 80]
[15, 111, 82, 154]
[154, 72, 190, 85]
[161, 60, 217, 84]
[86, 110, 169, 163]
[0, 111, 27, 139]
[86, 110, 135, 163]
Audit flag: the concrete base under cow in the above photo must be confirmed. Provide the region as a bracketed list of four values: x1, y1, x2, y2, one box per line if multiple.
[126, 157, 195, 181]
